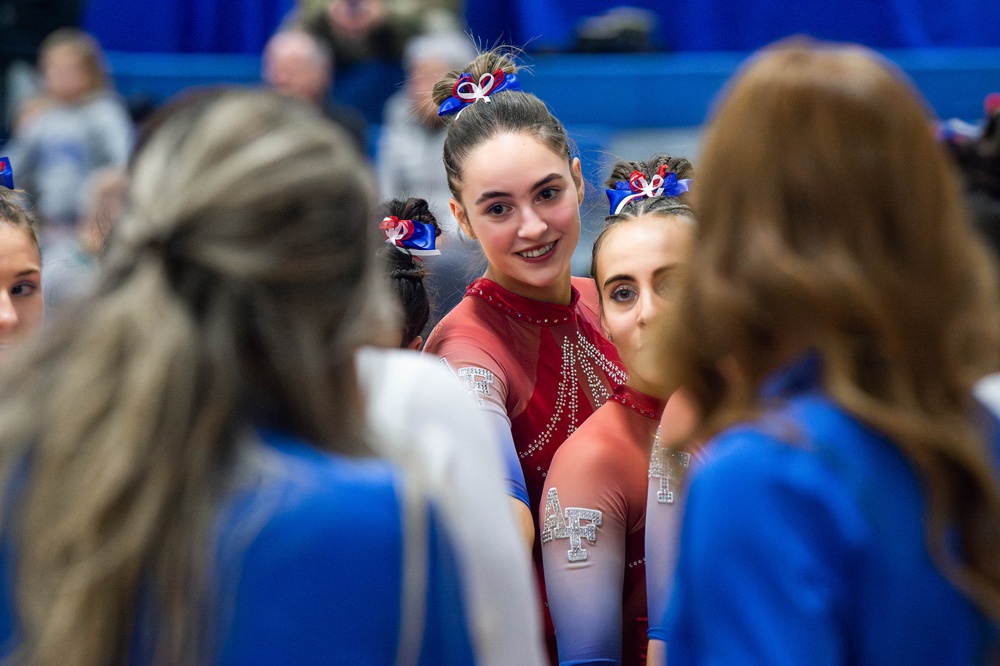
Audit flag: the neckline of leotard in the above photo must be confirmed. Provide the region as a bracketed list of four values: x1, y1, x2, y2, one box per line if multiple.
[465, 277, 582, 327]
[610, 384, 667, 421]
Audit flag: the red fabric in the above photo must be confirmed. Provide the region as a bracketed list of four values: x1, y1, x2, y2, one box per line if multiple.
[542, 386, 664, 665]
[424, 276, 626, 662]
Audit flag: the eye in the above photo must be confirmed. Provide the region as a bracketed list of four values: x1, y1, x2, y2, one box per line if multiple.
[11, 282, 38, 297]
[609, 284, 638, 303]
[537, 187, 560, 202]
[485, 203, 510, 217]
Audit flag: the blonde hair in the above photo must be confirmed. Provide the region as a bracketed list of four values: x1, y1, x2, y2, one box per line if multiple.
[669, 40, 1000, 622]
[0, 89, 397, 664]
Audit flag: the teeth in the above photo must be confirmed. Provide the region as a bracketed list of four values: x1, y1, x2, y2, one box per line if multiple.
[518, 242, 554, 258]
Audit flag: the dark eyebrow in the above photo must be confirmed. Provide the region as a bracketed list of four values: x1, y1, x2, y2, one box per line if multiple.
[602, 263, 680, 290]
[602, 273, 634, 290]
[474, 172, 566, 206]
[15, 268, 40, 278]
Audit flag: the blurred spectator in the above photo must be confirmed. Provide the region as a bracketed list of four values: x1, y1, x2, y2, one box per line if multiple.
[375, 30, 478, 322]
[1, 28, 131, 246]
[262, 27, 367, 153]
[299, 0, 460, 68]
[295, 0, 463, 124]
[945, 93, 1000, 256]
[0, 0, 83, 141]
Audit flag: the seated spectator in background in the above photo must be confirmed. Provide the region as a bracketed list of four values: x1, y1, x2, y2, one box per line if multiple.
[42, 166, 126, 311]
[262, 27, 367, 154]
[295, 0, 463, 124]
[0, 186, 43, 363]
[376, 30, 478, 323]
[1, 28, 131, 246]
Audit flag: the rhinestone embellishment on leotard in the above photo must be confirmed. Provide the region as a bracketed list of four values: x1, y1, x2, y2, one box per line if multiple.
[648, 429, 690, 504]
[456, 366, 496, 406]
[520, 331, 628, 461]
[541, 487, 603, 562]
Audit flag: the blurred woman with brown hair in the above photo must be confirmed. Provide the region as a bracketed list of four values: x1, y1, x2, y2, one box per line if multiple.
[654, 40, 1000, 664]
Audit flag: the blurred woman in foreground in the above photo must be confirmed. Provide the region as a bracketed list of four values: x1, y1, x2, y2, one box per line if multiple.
[658, 40, 1000, 665]
[0, 90, 540, 665]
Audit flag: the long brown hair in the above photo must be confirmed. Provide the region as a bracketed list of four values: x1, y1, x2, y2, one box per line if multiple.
[0, 89, 396, 664]
[669, 40, 1000, 621]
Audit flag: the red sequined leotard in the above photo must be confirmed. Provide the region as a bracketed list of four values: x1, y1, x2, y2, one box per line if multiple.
[423, 276, 626, 661]
[541, 385, 665, 665]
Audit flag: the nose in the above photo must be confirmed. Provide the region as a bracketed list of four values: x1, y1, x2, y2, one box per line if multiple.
[636, 289, 664, 328]
[517, 207, 548, 240]
[0, 292, 18, 334]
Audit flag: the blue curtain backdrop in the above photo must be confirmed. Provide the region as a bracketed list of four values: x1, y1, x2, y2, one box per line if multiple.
[467, 0, 1000, 53]
[82, 0, 1000, 54]
[82, 0, 293, 53]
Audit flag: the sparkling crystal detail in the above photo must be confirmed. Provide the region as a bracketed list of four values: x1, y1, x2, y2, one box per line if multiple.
[648, 431, 691, 504]
[456, 366, 496, 406]
[521, 331, 628, 461]
[541, 487, 603, 562]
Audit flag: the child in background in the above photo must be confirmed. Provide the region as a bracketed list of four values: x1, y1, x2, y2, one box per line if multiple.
[1, 28, 131, 245]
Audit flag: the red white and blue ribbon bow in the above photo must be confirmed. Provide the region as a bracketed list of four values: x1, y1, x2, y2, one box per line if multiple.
[0, 157, 12, 190]
[380, 216, 441, 256]
[437, 69, 523, 117]
[606, 164, 691, 215]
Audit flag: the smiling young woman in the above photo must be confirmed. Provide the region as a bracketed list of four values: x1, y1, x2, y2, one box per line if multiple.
[540, 154, 695, 666]
[421, 48, 626, 662]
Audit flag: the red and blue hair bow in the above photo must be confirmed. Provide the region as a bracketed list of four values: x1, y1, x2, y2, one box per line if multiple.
[0, 157, 12, 189]
[606, 164, 691, 216]
[380, 216, 441, 256]
[437, 69, 523, 117]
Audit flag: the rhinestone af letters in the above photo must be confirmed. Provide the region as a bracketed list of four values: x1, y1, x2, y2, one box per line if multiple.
[541, 487, 603, 562]
[648, 432, 690, 504]
[456, 367, 496, 406]
[522, 332, 628, 461]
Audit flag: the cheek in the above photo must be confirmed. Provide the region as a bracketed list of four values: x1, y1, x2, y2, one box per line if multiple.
[17, 298, 44, 332]
[603, 309, 636, 347]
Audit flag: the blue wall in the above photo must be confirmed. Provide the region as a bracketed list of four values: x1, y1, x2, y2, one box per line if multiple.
[105, 47, 1000, 129]
[84, 0, 1000, 54]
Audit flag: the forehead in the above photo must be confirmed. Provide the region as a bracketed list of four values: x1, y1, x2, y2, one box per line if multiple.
[459, 132, 569, 193]
[0, 223, 41, 266]
[597, 215, 692, 275]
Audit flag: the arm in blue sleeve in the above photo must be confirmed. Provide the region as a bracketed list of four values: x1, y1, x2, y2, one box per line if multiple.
[480, 406, 529, 508]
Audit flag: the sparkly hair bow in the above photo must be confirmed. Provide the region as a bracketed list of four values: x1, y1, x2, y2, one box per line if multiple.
[606, 164, 691, 216]
[380, 216, 441, 256]
[437, 69, 523, 117]
[0, 157, 12, 189]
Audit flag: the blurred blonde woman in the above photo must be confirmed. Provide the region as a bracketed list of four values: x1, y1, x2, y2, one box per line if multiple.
[0, 89, 541, 665]
[655, 41, 1000, 665]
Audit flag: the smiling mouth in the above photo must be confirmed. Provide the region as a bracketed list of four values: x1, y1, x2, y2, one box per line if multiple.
[516, 241, 556, 259]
